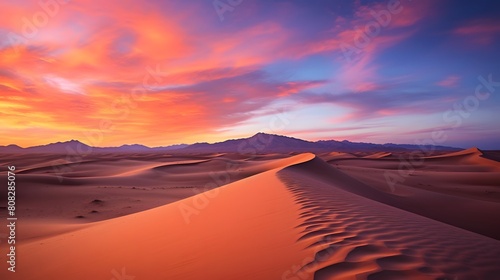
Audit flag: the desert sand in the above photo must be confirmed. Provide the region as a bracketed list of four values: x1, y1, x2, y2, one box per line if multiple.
[1, 148, 500, 279]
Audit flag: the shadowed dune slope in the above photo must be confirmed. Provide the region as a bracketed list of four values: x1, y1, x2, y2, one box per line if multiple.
[312, 154, 500, 240]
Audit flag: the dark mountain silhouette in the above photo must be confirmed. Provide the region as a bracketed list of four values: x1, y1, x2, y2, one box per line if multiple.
[178, 132, 459, 153]
[23, 140, 93, 153]
[0, 132, 459, 154]
[0, 140, 188, 154]
[0, 144, 23, 153]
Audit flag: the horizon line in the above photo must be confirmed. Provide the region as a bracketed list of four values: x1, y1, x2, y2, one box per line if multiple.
[0, 132, 470, 150]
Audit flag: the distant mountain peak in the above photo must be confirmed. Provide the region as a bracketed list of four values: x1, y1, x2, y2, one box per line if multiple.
[6, 144, 21, 148]
[120, 144, 148, 148]
[48, 139, 87, 146]
[0, 133, 461, 154]
[250, 132, 309, 142]
[252, 132, 274, 137]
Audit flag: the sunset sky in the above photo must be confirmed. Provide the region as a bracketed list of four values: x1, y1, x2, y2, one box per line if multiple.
[1, 0, 499, 149]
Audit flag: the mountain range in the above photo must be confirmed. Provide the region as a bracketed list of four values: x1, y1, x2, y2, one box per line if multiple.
[0, 133, 459, 154]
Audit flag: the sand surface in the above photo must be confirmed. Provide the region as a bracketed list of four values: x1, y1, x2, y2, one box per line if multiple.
[0, 149, 499, 279]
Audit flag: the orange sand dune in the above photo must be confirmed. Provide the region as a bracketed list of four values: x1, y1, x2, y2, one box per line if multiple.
[2, 152, 500, 280]
[425, 147, 482, 158]
[422, 147, 500, 171]
[363, 152, 392, 159]
[2, 153, 295, 230]
[320, 152, 357, 162]
[4, 154, 315, 280]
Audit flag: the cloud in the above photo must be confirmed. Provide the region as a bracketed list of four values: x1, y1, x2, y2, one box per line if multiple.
[294, 86, 457, 122]
[453, 19, 500, 45]
[436, 76, 460, 88]
[139, 69, 326, 137]
[0, 0, 498, 148]
[285, 0, 436, 93]
[44, 75, 86, 95]
[0, 0, 444, 145]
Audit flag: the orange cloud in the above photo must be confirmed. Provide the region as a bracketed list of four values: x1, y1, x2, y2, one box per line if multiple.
[0, 0, 399, 146]
[1, 0, 492, 148]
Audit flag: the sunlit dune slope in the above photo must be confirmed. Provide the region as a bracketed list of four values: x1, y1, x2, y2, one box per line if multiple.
[7, 154, 315, 280]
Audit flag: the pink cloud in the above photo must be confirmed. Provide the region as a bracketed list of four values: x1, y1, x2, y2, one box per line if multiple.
[453, 19, 500, 45]
[436, 76, 461, 88]
[287, 1, 436, 93]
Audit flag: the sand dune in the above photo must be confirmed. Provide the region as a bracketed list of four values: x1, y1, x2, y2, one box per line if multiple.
[320, 152, 357, 162]
[324, 150, 500, 240]
[425, 147, 482, 158]
[1, 149, 499, 279]
[3, 153, 293, 228]
[4, 154, 316, 280]
[279, 156, 500, 279]
[423, 147, 500, 171]
[362, 152, 392, 159]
